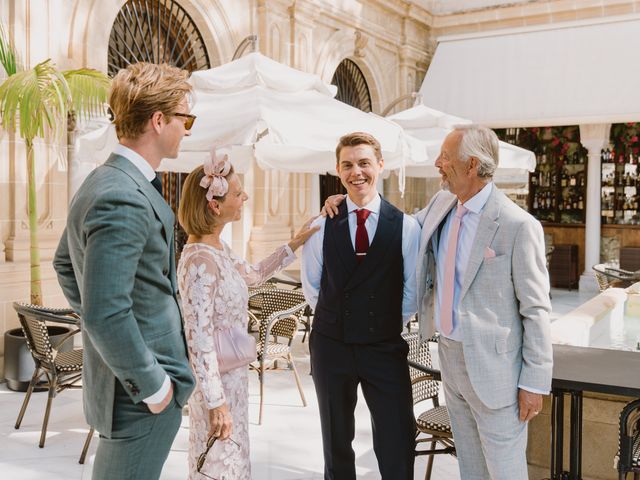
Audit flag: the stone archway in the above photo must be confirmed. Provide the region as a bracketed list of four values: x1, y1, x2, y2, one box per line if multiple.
[318, 57, 377, 200]
[107, 0, 217, 262]
[314, 29, 387, 115]
[107, 0, 211, 76]
[316, 33, 388, 200]
[67, 0, 235, 72]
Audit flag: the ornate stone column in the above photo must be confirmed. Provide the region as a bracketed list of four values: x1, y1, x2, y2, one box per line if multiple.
[578, 123, 610, 292]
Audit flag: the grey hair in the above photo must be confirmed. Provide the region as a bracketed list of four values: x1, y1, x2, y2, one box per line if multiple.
[454, 125, 499, 179]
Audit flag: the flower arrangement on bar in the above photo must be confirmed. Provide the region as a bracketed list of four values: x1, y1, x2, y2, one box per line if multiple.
[610, 122, 640, 159]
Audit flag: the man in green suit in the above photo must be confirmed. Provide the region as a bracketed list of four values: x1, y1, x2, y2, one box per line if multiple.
[54, 62, 196, 479]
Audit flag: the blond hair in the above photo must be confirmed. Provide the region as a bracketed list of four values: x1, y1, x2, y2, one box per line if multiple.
[335, 132, 383, 164]
[178, 164, 235, 236]
[109, 63, 191, 140]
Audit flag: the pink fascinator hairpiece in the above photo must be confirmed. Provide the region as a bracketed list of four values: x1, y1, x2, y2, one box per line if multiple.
[200, 147, 232, 201]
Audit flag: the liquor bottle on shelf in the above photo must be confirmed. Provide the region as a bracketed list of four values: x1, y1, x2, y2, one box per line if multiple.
[569, 174, 577, 187]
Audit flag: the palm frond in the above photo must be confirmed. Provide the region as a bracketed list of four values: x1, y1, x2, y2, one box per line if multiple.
[0, 23, 19, 76]
[63, 69, 110, 120]
[0, 59, 70, 141]
[0, 57, 110, 142]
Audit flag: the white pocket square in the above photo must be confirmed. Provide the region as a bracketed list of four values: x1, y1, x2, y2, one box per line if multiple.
[484, 247, 496, 259]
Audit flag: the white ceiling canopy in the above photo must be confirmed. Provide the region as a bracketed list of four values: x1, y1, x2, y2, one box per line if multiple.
[419, 15, 640, 127]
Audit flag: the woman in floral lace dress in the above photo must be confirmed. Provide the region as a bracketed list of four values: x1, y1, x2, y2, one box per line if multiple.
[177, 152, 318, 480]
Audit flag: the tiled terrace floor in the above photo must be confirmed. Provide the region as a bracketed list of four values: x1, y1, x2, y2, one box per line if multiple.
[0, 288, 592, 479]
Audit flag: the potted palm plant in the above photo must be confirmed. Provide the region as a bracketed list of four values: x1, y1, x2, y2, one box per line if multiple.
[0, 23, 110, 305]
[0, 24, 110, 389]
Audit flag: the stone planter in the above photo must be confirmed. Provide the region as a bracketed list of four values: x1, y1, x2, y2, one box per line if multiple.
[3, 326, 74, 392]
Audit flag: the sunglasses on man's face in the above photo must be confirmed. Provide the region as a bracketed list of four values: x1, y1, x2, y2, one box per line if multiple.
[196, 435, 241, 479]
[173, 112, 196, 130]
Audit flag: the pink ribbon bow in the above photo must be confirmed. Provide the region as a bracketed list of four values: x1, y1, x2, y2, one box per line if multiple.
[200, 147, 231, 200]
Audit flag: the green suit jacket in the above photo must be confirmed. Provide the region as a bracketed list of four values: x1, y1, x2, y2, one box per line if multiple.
[54, 154, 195, 436]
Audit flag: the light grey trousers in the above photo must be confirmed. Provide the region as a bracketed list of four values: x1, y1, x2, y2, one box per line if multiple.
[438, 336, 529, 480]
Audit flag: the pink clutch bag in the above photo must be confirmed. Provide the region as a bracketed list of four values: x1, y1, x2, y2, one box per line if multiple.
[212, 326, 257, 374]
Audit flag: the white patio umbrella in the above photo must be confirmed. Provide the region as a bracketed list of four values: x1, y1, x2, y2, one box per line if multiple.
[387, 104, 535, 183]
[74, 53, 427, 194]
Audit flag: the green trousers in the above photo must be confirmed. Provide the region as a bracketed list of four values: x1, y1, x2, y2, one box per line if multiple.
[91, 380, 183, 480]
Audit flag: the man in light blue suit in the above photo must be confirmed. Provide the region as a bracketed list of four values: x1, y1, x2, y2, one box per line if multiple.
[415, 125, 552, 479]
[54, 63, 196, 479]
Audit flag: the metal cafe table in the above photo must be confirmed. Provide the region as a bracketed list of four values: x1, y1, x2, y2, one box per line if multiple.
[550, 344, 640, 480]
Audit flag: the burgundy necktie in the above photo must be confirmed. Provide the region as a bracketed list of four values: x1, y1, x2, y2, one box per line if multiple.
[355, 209, 371, 263]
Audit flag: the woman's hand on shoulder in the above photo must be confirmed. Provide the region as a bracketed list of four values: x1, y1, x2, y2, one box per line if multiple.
[288, 216, 321, 252]
[208, 403, 233, 440]
[321, 194, 346, 219]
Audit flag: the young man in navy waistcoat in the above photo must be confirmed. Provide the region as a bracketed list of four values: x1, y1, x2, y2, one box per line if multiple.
[301, 132, 420, 479]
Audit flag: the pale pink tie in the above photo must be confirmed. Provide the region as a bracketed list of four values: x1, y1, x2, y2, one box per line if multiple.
[441, 204, 468, 335]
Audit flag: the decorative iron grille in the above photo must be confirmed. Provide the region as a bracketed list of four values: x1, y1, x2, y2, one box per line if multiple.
[331, 59, 372, 113]
[321, 59, 373, 200]
[108, 0, 211, 260]
[108, 0, 210, 76]
[160, 171, 189, 264]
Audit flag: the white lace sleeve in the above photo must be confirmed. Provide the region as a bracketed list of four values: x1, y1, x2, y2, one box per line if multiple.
[229, 243, 296, 287]
[181, 251, 226, 409]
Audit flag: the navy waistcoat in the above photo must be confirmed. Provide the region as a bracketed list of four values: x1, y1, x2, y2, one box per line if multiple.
[313, 197, 404, 344]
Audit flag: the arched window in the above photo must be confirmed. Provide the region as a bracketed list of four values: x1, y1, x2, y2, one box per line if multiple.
[331, 59, 372, 113]
[321, 59, 373, 200]
[108, 0, 211, 261]
[108, 0, 210, 76]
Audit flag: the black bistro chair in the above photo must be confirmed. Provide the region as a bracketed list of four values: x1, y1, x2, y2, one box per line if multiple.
[248, 288, 308, 425]
[403, 332, 456, 480]
[247, 281, 277, 332]
[616, 398, 640, 479]
[12, 302, 94, 464]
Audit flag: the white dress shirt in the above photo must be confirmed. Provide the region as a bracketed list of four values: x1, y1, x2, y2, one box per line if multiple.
[113, 144, 156, 182]
[113, 144, 171, 405]
[301, 194, 420, 324]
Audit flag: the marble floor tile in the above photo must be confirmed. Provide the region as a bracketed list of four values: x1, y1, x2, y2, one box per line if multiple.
[0, 287, 588, 479]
